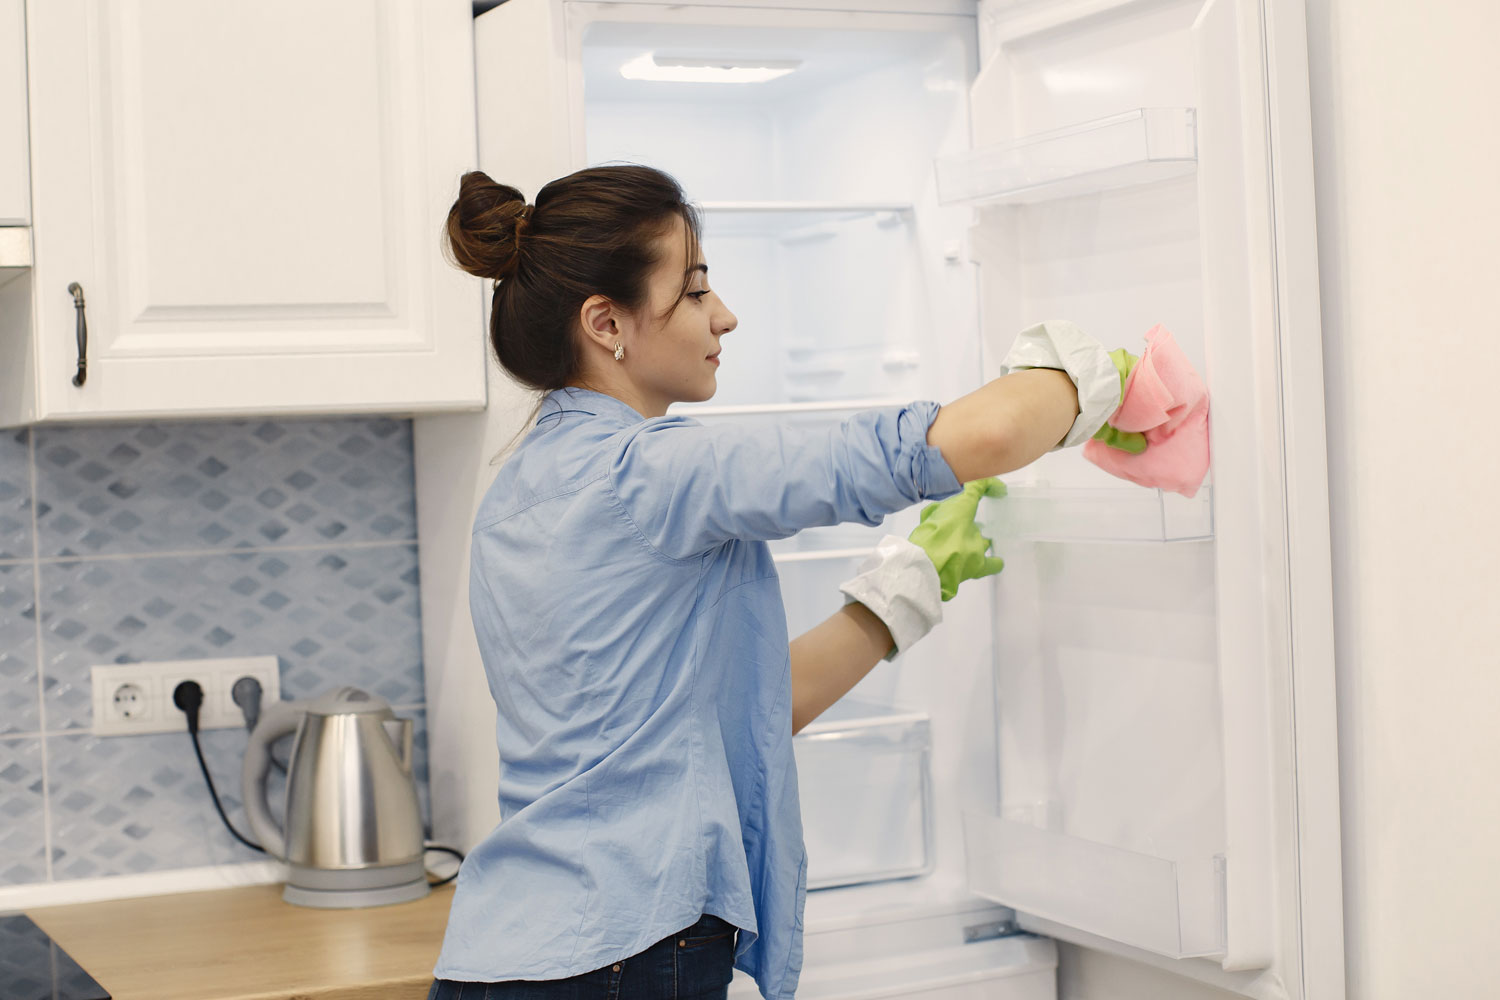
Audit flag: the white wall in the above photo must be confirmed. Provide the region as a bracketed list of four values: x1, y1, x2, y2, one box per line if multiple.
[1307, 0, 1500, 996]
[1058, 2, 1500, 998]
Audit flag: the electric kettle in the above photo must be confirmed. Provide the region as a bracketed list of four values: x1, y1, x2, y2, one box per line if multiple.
[241, 686, 429, 908]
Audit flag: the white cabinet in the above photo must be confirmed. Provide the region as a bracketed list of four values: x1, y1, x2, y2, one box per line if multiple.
[1, 0, 485, 427]
[0, 0, 28, 228]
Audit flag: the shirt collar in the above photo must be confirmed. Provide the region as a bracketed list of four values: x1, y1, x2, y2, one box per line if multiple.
[539, 387, 648, 427]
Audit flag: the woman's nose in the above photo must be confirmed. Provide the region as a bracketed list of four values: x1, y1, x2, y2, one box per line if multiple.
[716, 302, 738, 336]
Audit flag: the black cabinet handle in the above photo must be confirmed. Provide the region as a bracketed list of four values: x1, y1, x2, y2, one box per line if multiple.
[67, 282, 87, 387]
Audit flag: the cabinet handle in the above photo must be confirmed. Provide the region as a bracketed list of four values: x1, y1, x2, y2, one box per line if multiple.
[67, 282, 87, 387]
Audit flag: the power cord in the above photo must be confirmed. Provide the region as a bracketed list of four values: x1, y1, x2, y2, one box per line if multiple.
[172, 680, 267, 854]
[425, 844, 464, 887]
[176, 679, 466, 885]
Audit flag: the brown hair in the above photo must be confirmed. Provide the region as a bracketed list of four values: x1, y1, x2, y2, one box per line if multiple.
[444, 165, 703, 392]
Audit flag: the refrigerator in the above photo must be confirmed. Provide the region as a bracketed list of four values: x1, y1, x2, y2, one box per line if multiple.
[412, 0, 1344, 997]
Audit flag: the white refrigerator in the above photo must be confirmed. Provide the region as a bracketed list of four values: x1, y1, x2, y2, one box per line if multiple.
[413, 1, 1344, 997]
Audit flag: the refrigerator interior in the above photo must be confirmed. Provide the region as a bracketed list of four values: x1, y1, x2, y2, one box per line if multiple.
[577, 9, 1009, 916]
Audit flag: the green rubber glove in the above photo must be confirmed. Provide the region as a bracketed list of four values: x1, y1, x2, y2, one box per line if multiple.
[1092, 347, 1149, 454]
[907, 478, 1008, 601]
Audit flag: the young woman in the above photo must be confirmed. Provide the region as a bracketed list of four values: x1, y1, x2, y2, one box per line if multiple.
[428, 165, 1122, 1000]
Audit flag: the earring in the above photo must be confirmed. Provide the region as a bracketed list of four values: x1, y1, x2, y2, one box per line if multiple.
[613, 342, 624, 362]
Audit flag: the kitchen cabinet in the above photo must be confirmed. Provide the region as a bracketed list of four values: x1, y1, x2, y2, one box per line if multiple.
[0, 0, 27, 228]
[0, 0, 486, 427]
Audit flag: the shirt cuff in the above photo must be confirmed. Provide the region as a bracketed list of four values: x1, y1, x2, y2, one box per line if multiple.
[900, 401, 963, 501]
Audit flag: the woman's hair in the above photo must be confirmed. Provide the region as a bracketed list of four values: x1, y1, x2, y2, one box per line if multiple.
[444, 165, 703, 392]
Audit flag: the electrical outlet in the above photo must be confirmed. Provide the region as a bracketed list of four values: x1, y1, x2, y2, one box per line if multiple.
[90, 656, 282, 736]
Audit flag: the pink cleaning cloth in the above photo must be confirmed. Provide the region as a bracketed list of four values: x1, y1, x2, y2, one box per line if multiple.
[1082, 324, 1210, 498]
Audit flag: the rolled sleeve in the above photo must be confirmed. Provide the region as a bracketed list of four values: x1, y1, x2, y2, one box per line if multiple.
[610, 401, 962, 562]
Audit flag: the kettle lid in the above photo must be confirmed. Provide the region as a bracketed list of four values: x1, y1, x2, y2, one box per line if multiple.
[304, 686, 391, 716]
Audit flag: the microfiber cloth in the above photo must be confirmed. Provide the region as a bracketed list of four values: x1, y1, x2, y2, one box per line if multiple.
[1082, 324, 1210, 498]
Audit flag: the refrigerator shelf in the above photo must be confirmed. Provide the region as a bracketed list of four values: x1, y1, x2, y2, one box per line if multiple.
[963, 813, 1225, 960]
[935, 108, 1197, 207]
[771, 547, 875, 565]
[700, 201, 913, 240]
[669, 397, 909, 419]
[700, 200, 914, 214]
[979, 484, 1213, 543]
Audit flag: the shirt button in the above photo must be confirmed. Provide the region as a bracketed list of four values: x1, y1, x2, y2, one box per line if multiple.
[679, 940, 687, 948]
[613, 964, 622, 972]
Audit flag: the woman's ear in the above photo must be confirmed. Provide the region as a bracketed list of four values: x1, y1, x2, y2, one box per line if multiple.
[578, 295, 619, 355]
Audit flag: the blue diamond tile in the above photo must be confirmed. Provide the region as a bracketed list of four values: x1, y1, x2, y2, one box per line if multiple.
[0, 564, 39, 736]
[0, 739, 46, 884]
[110, 510, 143, 533]
[40, 545, 423, 729]
[46, 729, 265, 878]
[43, 445, 79, 467]
[34, 418, 416, 556]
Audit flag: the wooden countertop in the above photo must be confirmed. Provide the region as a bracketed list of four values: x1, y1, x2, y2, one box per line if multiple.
[26, 882, 455, 1000]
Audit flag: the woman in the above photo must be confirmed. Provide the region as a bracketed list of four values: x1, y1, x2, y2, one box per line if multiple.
[429, 165, 1122, 1000]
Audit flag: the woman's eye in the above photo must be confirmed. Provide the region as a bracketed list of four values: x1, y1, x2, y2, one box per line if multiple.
[687, 290, 711, 300]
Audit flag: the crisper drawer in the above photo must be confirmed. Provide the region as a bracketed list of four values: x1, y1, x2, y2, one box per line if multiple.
[794, 699, 933, 890]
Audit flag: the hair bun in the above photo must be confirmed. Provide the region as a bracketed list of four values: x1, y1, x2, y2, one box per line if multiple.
[445, 170, 532, 281]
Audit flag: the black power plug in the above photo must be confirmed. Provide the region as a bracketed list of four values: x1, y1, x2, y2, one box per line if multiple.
[172, 680, 204, 735]
[172, 680, 264, 854]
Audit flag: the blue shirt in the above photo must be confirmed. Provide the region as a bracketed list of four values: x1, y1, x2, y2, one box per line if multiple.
[433, 388, 961, 1000]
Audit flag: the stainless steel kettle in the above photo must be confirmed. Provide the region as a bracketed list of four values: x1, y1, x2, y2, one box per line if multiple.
[241, 686, 428, 908]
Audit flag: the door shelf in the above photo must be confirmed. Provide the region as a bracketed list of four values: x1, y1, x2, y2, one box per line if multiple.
[963, 813, 1225, 960]
[935, 108, 1197, 207]
[979, 484, 1212, 543]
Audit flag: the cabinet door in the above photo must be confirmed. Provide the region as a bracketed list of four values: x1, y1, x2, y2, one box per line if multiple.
[25, 0, 484, 421]
[0, 0, 27, 226]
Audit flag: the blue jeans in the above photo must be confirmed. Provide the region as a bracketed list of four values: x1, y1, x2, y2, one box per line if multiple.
[427, 914, 739, 1000]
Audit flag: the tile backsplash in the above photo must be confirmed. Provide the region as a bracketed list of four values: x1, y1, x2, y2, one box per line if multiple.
[0, 417, 428, 888]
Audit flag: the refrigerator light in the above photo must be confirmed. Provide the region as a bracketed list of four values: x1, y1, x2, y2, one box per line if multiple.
[620, 54, 800, 84]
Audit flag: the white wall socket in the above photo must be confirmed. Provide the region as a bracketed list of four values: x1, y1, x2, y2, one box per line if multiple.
[90, 656, 282, 737]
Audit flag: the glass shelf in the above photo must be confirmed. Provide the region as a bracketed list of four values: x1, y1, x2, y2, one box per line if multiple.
[978, 484, 1213, 543]
[935, 108, 1197, 207]
[700, 201, 913, 240]
[964, 813, 1225, 960]
[668, 397, 909, 420]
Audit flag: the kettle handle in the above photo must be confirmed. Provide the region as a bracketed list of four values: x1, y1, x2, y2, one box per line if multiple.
[382, 717, 413, 775]
[239, 699, 305, 861]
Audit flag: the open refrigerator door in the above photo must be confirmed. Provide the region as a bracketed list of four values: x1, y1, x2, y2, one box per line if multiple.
[947, 1, 1342, 996]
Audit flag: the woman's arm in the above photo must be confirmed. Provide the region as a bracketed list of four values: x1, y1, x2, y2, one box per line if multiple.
[789, 603, 894, 735]
[925, 368, 1080, 482]
[789, 370, 1079, 732]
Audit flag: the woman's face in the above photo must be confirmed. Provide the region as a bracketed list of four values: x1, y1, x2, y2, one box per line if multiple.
[625, 216, 738, 415]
